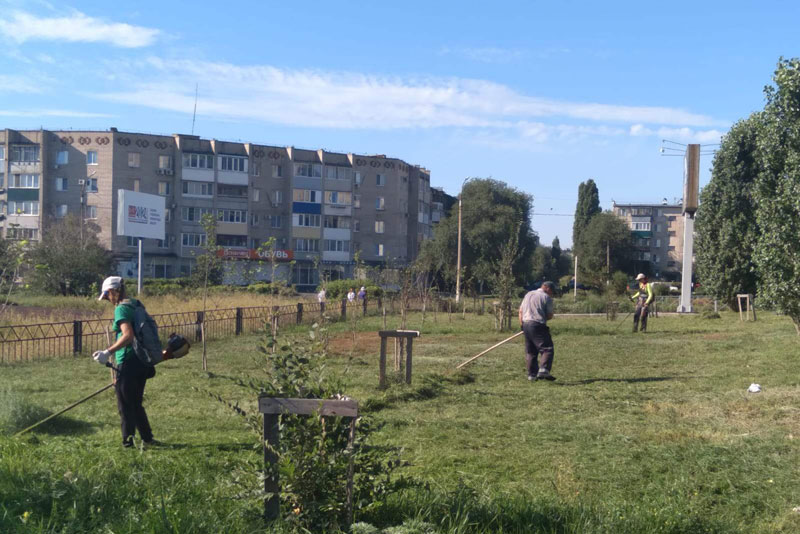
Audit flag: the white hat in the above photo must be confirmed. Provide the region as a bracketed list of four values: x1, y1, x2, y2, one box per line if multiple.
[635, 273, 646, 281]
[98, 276, 123, 300]
[360, 286, 365, 290]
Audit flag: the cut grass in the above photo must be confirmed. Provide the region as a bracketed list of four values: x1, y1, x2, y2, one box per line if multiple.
[1, 311, 799, 533]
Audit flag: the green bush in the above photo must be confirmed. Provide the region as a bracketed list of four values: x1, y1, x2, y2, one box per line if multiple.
[245, 281, 296, 296]
[318, 279, 383, 300]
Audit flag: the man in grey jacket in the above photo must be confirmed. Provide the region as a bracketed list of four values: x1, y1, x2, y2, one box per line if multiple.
[518, 281, 556, 381]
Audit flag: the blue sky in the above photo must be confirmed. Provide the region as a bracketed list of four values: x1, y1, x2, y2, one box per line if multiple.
[1, 0, 795, 246]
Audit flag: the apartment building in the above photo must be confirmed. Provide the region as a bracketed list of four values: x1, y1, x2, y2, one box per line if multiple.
[0, 128, 432, 290]
[430, 186, 457, 226]
[611, 202, 685, 280]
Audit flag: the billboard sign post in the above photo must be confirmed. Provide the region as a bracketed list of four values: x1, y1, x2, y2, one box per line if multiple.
[117, 190, 166, 295]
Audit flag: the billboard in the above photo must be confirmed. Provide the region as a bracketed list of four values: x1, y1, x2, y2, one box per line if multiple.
[217, 248, 293, 261]
[117, 190, 165, 240]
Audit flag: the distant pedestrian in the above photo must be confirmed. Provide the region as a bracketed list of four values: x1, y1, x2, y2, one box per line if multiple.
[357, 286, 367, 301]
[518, 281, 556, 381]
[631, 273, 654, 333]
[317, 287, 326, 304]
[93, 276, 157, 448]
[347, 288, 356, 303]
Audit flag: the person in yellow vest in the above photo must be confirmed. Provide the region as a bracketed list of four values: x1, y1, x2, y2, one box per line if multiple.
[631, 273, 654, 333]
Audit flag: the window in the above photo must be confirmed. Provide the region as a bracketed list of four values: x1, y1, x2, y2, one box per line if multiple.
[653, 254, 660, 263]
[631, 222, 650, 231]
[8, 200, 39, 215]
[6, 227, 38, 240]
[182, 153, 214, 169]
[55, 177, 67, 191]
[218, 234, 248, 247]
[182, 233, 207, 247]
[294, 163, 322, 178]
[128, 152, 141, 168]
[10, 174, 39, 188]
[126, 236, 138, 247]
[353, 220, 360, 232]
[219, 155, 247, 172]
[375, 243, 384, 257]
[353, 194, 360, 208]
[270, 215, 282, 228]
[87, 151, 98, 165]
[374, 221, 384, 234]
[86, 178, 98, 193]
[354, 171, 361, 185]
[250, 213, 259, 227]
[56, 204, 68, 218]
[153, 264, 172, 278]
[294, 238, 319, 252]
[293, 189, 321, 203]
[325, 167, 351, 180]
[165, 208, 171, 222]
[668, 245, 676, 251]
[158, 236, 170, 249]
[653, 224, 659, 232]
[272, 165, 282, 178]
[273, 190, 284, 205]
[56, 150, 68, 165]
[324, 191, 352, 205]
[668, 261, 676, 267]
[0, 146, 4, 159]
[655, 239, 661, 247]
[158, 155, 173, 170]
[252, 162, 260, 176]
[376, 174, 385, 186]
[668, 231, 676, 237]
[182, 181, 213, 196]
[253, 189, 260, 202]
[181, 207, 213, 222]
[133, 179, 140, 192]
[375, 197, 385, 210]
[292, 264, 319, 286]
[11, 146, 39, 162]
[324, 239, 349, 252]
[657, 209, 663, 217]
[324, 215, 351, 229]
[668, 216, 677, 222]
[0, 173, 3, 188]
[293, 213, 321, 227]
[158, 181, 171, 196]
[217, 209, 247, 223]
[85, 205, 97, 219]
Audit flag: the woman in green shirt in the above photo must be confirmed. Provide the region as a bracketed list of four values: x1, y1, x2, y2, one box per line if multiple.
[93, 276, 156, 448]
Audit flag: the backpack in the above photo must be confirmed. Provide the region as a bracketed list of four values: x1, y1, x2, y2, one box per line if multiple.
[124, 299, 164, 366]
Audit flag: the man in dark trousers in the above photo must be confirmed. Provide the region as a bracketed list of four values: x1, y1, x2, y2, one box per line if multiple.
[631, 273, 654, 333]
[518, 281, 556, 381]
[92, 276, 157, 448]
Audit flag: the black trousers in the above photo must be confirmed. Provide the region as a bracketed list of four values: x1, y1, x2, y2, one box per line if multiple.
[114, 357, 154, 443]
[522, 322, 554, 376]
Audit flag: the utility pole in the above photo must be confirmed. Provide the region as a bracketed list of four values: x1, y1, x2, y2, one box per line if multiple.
[677, 144, 700, 313]
[455, 192, 462, 303]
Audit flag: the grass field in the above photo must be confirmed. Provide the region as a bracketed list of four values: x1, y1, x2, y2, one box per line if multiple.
[2, 310, 800, 533]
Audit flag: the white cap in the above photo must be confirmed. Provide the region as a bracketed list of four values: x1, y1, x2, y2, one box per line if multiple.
[98, 276, 123, 300]
[635, 273, 646, 281]
[360, 286, 365, 290]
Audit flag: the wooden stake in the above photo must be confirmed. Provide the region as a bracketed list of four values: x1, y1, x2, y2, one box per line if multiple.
[456, 331, 524, 369]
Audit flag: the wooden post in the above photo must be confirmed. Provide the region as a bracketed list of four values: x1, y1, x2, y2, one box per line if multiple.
[345, 417, 356, 525]
[406, 337, 413, 385]
[195, 311, 204, 342]
[263, 413, 280, 520]
[379, 336, 387, 388]
[296, 303, 303, 325]
[382, 307, 387, 329]
[362, 296, 367, 316]
[341, 298, 347, 320]
[320, 302, 325, 316]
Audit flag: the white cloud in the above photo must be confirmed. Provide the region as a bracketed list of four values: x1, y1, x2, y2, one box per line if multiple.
[0, 10, 160, 48]
[0, 74, 45, 93]
[0, 109, 114, 118]
[629, 124, 724, 143]
[91, 57, 727, 133]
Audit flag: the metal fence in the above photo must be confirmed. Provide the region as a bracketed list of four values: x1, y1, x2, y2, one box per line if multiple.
[0, 296, 430, 363]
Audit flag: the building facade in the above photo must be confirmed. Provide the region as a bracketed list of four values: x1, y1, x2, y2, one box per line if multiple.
[611, 202, 685, 280]
[0, 128, 433, 290]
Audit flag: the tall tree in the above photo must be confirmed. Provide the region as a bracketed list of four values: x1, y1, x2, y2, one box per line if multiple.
[550, 237, 562, 262]
[576, 211, 634, 286]
[753, 58, 800, 334]
[417, 178, 538, 292]
[572, 179, 601, 255]
[695, 114, 762, 308]
[28, 215, 113, 296]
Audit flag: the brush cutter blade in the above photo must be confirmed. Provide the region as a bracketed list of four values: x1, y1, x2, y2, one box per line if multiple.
[163, 333, 190, 360]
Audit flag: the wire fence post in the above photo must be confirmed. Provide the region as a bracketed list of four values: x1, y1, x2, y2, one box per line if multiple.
[72, 320, 83, 355]
[296, 303, 303, 325]
[235, 307, 243, 336]
[195, 311, 204, 342]
[341, 298, 347, 320]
